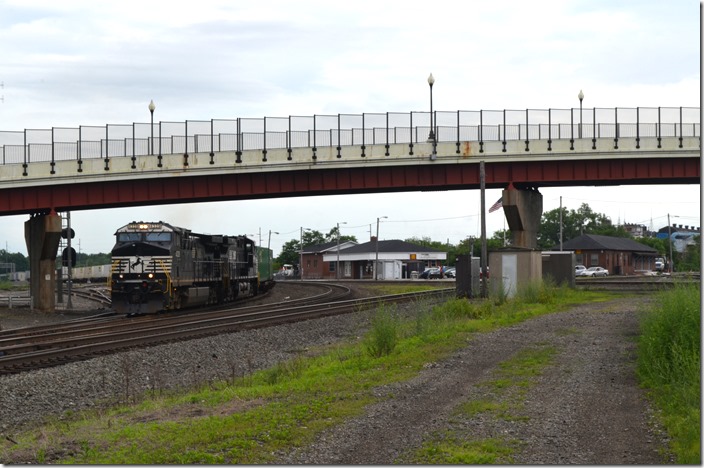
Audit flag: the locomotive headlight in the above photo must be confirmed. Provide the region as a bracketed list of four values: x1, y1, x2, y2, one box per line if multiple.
[148, 273, 154, 279]
[119, 274, 124, 279]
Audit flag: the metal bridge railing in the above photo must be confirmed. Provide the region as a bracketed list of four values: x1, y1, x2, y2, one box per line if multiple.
[0, 107, 699, 168]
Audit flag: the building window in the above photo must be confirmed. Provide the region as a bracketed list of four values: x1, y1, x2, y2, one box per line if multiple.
[329, 261, 336, 272]
[590, 253, 599, 265]
[576, 254, 584, 265]
[314, 259, 318, 268]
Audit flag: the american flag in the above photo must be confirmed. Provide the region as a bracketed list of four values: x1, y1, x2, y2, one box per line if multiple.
[488, 197, 503, 213]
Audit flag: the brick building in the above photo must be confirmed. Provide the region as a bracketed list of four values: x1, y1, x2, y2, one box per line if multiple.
[555, 234, 659, 275]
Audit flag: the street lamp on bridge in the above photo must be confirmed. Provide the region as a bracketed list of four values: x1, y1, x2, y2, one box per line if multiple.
[427, 73, 436, 142]
[428, 73, 437, 160]
[148, 100, 155, 155]
[578, 90, 584, 139]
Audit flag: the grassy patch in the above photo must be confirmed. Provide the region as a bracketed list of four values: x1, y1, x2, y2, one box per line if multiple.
[412, 435, 517, 464]
[1, 284, 613, 464]
[637, 283, 701, 464]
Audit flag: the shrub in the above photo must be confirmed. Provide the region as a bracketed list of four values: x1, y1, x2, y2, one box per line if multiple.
[364, 305, 399, 358]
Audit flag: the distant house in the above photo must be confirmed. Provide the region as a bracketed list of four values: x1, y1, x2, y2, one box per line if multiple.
[301, 238, 447, 280]
[621, 223, 647, 238]
[554, 234, 658, 275]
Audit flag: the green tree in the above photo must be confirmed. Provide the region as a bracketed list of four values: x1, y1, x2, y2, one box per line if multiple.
[537, 203, 621, 249]
[0, 250, 29, 272]
[635, 237, 668, 255]
[325, 227, 356, 244]
[405, 236, 447, 251]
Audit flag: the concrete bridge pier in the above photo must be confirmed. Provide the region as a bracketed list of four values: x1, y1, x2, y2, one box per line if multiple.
[501, 185, 543, 249]
[24, 212, 62, 312]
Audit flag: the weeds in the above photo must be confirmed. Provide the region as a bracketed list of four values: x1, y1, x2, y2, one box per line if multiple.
[637, 283, 701, 464]
[364, 304, 399, 358]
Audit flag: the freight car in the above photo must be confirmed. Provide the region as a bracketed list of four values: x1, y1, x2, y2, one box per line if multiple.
[110, 221, 274, 314]
[70, 264, 111, 283]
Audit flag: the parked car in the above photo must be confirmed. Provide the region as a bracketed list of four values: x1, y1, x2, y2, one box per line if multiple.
[575, 265, 587, 276]
[427, 268, 443, 279]
[444, 267, 456, 278]
[654, 257, 665, 272]
[583, 266, 609, 277]
[419, 268, 439, 279]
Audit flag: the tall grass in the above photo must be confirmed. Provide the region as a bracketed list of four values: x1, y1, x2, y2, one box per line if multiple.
[364, 305, 400, 358]
[637, 283, 701, 464]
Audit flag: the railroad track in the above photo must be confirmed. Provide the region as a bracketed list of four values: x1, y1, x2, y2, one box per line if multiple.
[0, 286, 453, 375]
[575, 276, 699, 291]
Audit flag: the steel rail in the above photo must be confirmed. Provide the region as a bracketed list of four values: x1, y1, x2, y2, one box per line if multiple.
[0, 288, 451, 375]
[0, 282, 349, 351]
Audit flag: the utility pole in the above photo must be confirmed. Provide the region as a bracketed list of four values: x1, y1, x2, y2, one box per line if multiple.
[66, 211, 73, 309]
[667, 213, 674, 273]
[559, 196, 563, 251]
[480, 161, 488, 298]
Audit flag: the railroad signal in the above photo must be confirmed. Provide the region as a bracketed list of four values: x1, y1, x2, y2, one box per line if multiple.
[61, 228, 75, 239]
[62, 247, 77, 267]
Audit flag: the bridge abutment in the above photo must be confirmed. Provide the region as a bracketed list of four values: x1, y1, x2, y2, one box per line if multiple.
[501, 185, 543, 249]
[24, 212, 61, 312]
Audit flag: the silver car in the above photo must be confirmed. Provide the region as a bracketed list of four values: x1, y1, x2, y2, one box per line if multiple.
[583, 266, 609, 277]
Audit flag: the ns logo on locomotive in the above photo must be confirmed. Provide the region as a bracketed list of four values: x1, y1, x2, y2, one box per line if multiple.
[110, 222, 274, 314]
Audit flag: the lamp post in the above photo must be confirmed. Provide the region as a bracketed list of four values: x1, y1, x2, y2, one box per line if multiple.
[667, 213, 675, 273]
[336, 222, 346, 280]
[268, 230, 278, 269]
[374, 216, 388, 280]
[427, 73, 435, 142]
[299, 227, 311, 279]
[577, 90, 584, 139]
[148, 100, 155, 155]
[267, 230, 278, 251]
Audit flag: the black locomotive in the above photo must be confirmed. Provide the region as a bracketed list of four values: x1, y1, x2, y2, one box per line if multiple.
[110, 221, 274, 314]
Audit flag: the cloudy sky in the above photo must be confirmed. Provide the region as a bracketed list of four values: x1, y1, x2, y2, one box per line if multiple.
[0, 0, 700, 256]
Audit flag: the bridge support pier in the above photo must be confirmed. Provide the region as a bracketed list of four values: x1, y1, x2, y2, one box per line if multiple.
[501, 185, 543, 249]
[24, 212, 62, 312]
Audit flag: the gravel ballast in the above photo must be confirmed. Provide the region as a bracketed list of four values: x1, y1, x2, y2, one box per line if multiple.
[0, 286, 671, 464]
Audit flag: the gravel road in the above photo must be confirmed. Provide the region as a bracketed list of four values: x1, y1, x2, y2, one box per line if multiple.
[277, 294, 671, 464]
[0, 285, 671, 464]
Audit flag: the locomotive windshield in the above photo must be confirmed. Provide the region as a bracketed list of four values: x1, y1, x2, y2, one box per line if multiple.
[146, 232, 171, 242]
[117, 233, 141, 242]
[116, 232, 172, 242]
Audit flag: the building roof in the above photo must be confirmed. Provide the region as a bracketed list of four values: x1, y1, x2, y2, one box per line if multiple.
[341, 239, 446, 255]
[301, 240, 357, 254]
[555, 234, 657, 253]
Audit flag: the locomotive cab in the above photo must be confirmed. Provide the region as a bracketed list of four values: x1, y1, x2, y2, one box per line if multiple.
[110, 222, 180, 314]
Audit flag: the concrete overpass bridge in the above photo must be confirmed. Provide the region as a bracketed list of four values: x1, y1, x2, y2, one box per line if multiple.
[1, 106, 699, 309]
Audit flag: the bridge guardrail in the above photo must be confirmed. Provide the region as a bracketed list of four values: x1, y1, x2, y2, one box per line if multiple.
[1, 107, 699, 168]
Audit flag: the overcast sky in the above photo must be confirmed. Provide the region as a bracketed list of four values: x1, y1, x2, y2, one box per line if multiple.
[0, 0, 701, 256]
